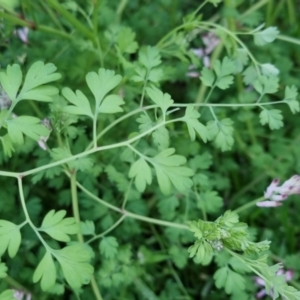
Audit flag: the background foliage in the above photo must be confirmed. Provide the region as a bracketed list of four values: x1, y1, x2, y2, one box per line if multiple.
[1, 0, 300, 299]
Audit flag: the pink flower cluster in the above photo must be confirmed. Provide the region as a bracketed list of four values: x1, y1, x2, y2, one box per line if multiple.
[257, 175, 300, 207]
[186, 32, 220, 78]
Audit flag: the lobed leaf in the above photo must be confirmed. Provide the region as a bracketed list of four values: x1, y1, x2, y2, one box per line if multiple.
[62, 88, 93, 118]
[33, 251, 56, 291]
[253, 26, 279, 46]
[39, 210, 79, 242]
[139, 46, 161, 70]
[283, 85, 299, 114]
[129, 158, 152, 192]
[146, 86, 173, 117]
[151, 148, 194, 195]
[54, 243, 94, 290]
[0, 64, 22, 101]
[259, 109, 283, 130]
[86, 68, 122, 108]
[0, 220, 21, 258]
[183, 106, 208, 142]
[99, 236, 119, 259]
[6, 116, 50, 145]
[207, 118, 234, 151]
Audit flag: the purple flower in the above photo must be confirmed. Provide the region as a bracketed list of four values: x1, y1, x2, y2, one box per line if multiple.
[254, 268, 294, 298]
[13, 290, 32, 300]
[257, 175, 300, 207]
[186, 32, 220, 78]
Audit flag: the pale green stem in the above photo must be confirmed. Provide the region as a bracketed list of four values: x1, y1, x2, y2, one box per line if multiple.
[17, 177, 50, 250]
[0, 101, 288, 179]
[122, 178, 133, 209]
[277, 34, 300, 46]
[86, 215, 126, 244]
[234, 196, 265, 214]
[75, 180, 188, 230]
[199, 21, 261, 75]
[70, 171, 83, 243]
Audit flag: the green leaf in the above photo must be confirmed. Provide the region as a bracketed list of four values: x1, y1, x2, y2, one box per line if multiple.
[6, 116, 50, 144]
[18, 61, 61, 101]
[216, 76, 234, 90]
[86, 68, 122, 108]
[188, 239, 213, 264]
[259, 109, 283, 130]
[183, 106, 208, 142]
[136, 114, 154, 132]
[214, 266, 245, 294]
[62, 88, 93, 118]
[146, 86, 173, 117]
[0, 220, 21, 258]
[152, 125, 169, 150]
[197, 190, 223, 213]
[99, 236, 119, 259]
[0, 135, 14, 157]
[19, 85, 59, 102]
[200, 67, 215, 87]
[117, 27, 138, 54]
[214, 57, 236, 78]
[260, 63, 279, 76]
[253, 75, 279, 94]
[0, 290, 15, 300]
[33, 251, 56, 291]
[169, 245, 188, 269]
[233, 48, 249, 73]
[129, 158, 152, 192]
[151, 148, 194, 195]
[0, 262, 7, 278]
[54, 243, 94, 290]
[207, 118, 234, 151]
[0, 64, 22, 101]
[243, 65, 258, 85]
[283, 85, 299, 114]
[39, 210, 79, 242]
[148, 68, 164, 83]
[139, 46, 161, 70]
[98, 94, 125, 113]
[253, 26, 279, 46]
[189, 152, 212, 170]
[217, 210, 239, 227]
[80, 220, 95, 236]
[51, 147, 94, 172]
[157, 196, 179, 220]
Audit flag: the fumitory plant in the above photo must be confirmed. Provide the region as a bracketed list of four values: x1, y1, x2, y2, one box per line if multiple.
[1, 0, 300, 299]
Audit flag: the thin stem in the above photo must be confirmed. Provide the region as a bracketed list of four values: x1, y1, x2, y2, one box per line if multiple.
[90, 277, 103, 300]
[17, 177, 50, 249]
[277, 34, 300, 46]
[75, 180, 189, 230]
[124, 211, 189, 230]
[70, 171, 84, 243]
[122, 178, 133, 209]
[234, 196, 265, 214]
[225, 248, 267, 281]
[140, 73, 149, 108]
[0, 101, 287, 179]
[87, 215, 126, 244]
[46, 0, 94, 40]
[93, 116, 97, 148]
[199, 22, 261, 75]
[240, 0, 269, 17]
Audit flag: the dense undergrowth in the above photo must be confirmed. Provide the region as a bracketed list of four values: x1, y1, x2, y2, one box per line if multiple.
[1, 0, 300, 299]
